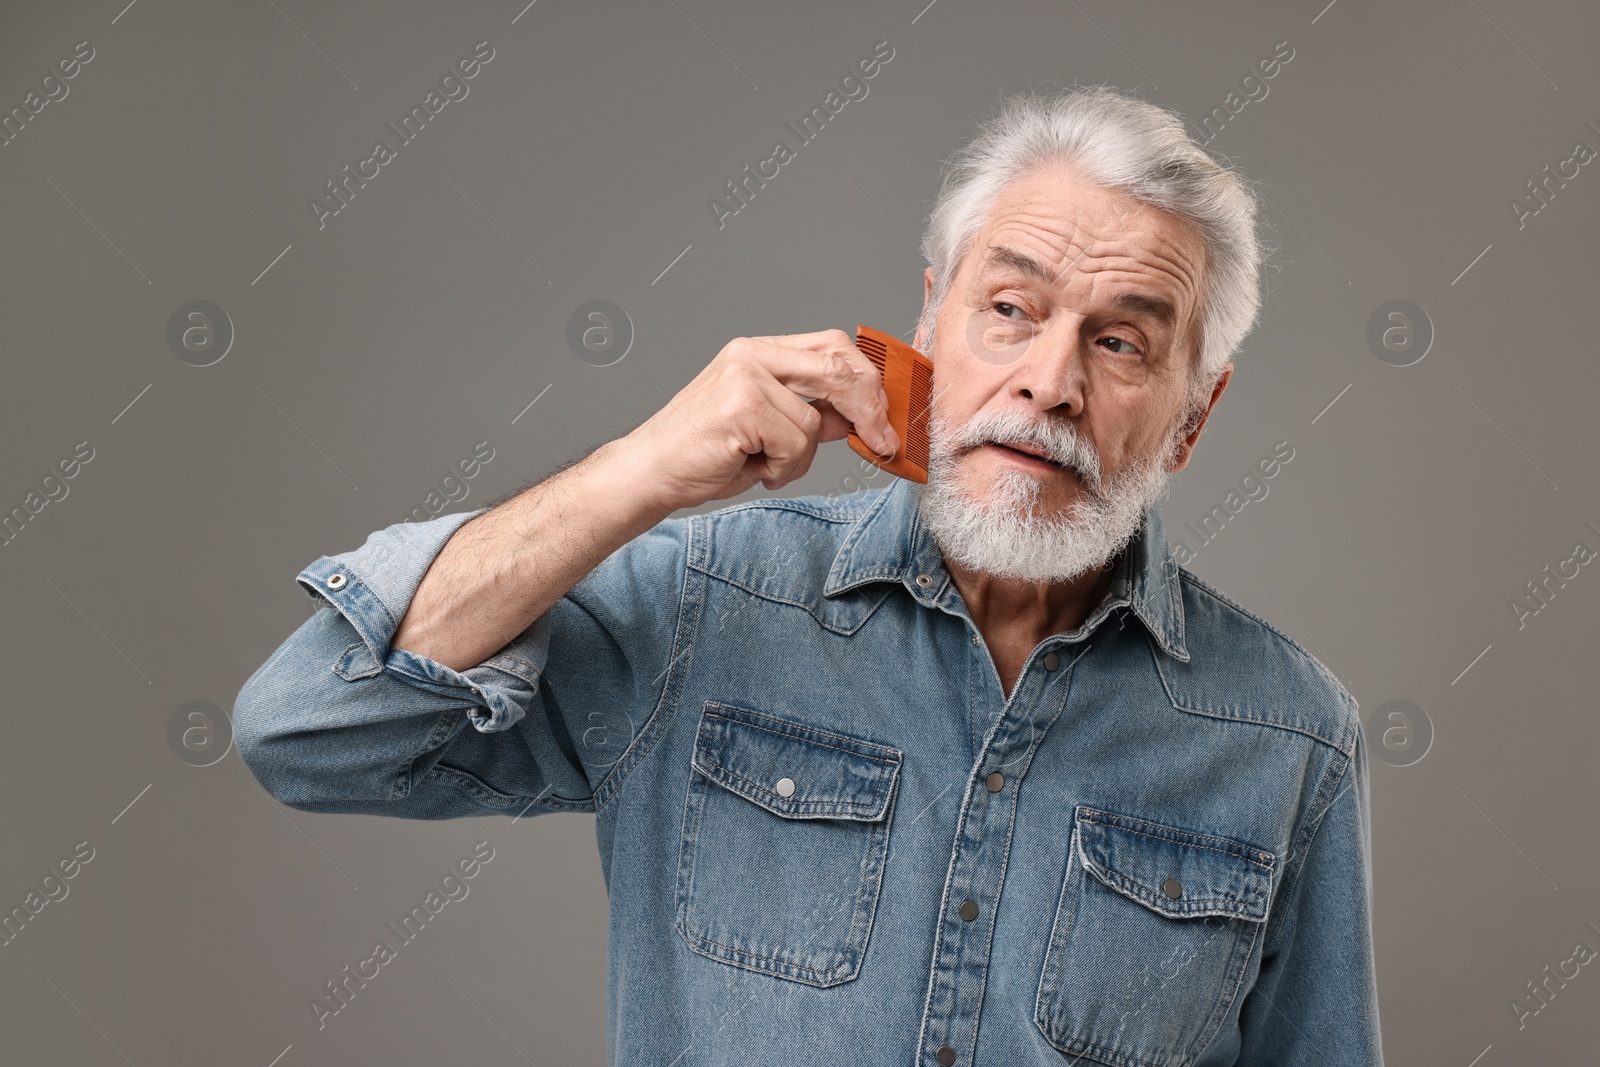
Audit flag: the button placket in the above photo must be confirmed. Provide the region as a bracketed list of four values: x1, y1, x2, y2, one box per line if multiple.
[915, 651, 1076, 1067]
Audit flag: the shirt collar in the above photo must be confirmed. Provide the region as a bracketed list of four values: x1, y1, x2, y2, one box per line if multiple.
[823, 477, 1189, 662]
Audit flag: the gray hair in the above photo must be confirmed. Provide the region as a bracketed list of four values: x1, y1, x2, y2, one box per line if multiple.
[917, 86, 1267, 413]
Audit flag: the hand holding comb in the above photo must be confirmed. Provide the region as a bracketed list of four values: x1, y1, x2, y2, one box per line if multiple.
[847, 325, 932, 484]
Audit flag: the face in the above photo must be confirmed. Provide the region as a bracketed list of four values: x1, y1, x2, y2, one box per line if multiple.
[913, 163, 1227, 583]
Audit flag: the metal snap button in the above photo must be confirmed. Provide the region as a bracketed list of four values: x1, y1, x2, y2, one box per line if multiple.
[775, 777, 796, 798]
[1162, 878, 1183, 899]
[935, 1046, 956, 1066]
[325, 572, 347, 590]
[958, 899, 979, 921]
[985, 771, 1005, 792]
[1043, 651, 1059, 671]
[915, 573, 933, 588]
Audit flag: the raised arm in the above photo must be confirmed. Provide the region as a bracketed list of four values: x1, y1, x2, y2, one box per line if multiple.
[234, 330, 898, 820]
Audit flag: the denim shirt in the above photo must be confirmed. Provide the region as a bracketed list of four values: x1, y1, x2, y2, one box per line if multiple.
[235, 475, 1381, 1067]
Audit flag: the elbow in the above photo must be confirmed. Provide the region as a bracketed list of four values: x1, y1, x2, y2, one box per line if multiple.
[232, 613, 371, 813]
[232, 603, 470, 817]
[232, 669, 330, 812]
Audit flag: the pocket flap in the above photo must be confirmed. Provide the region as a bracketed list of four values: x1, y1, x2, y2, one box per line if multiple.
[1074, 806, 1275, 922]
[692, 703, 902, 821]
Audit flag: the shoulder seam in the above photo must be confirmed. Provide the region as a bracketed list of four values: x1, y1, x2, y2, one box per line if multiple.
[1178, 569, 1357, 717]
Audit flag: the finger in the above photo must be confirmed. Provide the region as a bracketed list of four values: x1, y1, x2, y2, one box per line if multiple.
[750, 373, 824, 483]
[744, 328, 854, 349]
[750, 329, 880, 407]
[827, 338, 902, 457]
[739, 388, 815, 485]
[756, 329, 886, 406]
[739, 336, 897, 456]
[803, 397, 856, 442]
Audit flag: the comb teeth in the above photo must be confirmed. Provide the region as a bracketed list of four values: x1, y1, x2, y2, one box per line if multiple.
[857, 333, 888, 367]
[905, 359, 931, 469]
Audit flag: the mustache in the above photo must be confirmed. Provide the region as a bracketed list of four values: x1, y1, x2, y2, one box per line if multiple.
[936, 409, 1104, 488]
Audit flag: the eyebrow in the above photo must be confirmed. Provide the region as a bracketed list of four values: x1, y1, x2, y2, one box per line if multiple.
[979, 244, 1179, 332]
[1113, 292, 1178, 331]
[980, 245, 1059, 287]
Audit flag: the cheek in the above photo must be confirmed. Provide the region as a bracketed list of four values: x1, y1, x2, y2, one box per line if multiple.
[928, 362, 979, 429]
[1091, 394, 1178, 468]
[1123, 366, 1190, 429]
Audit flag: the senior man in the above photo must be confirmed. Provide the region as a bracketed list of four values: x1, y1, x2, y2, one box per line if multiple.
[236, 87, 1381, 1065]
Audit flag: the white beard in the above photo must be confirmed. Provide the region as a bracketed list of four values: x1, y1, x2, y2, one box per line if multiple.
[913, 402, 1179, 584]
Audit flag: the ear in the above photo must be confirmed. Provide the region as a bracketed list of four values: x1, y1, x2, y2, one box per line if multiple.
[1166, 362, 1232, 473]
[914, 267, 936, 350]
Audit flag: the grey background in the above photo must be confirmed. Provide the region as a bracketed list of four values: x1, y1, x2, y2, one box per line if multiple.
[1, 0, 1595, 1063]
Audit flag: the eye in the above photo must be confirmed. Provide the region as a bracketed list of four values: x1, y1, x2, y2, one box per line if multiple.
[1098, 336, 1142, 357]
[992, 301, 1025, 319]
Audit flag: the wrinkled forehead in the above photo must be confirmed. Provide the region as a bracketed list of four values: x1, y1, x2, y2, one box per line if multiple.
[956, 165, 1209, 344]
[970, 166, 1206, 283]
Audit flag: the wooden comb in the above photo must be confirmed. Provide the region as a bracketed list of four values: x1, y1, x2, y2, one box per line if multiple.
[848, 325, 932, 484]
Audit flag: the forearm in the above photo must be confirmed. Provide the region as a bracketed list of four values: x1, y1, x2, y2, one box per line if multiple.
[392, 437, 669, 671]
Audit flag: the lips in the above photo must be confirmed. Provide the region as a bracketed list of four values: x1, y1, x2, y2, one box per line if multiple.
[993, 440, 1061, 466]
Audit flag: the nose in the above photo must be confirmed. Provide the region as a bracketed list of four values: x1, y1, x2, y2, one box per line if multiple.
[1009, 319, 1086, 417]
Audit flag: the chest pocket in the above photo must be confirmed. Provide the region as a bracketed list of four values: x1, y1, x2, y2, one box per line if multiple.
[675, 702, 902, 987]
[1034, 806, 1276, 1067]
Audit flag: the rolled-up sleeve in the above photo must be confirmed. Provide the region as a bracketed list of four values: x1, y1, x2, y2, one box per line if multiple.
[1233, 727, 1383, 1064]
[233, 506, 692, 821]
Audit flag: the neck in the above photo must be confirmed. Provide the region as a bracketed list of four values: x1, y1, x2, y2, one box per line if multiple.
[943, 554, 1118, 644]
